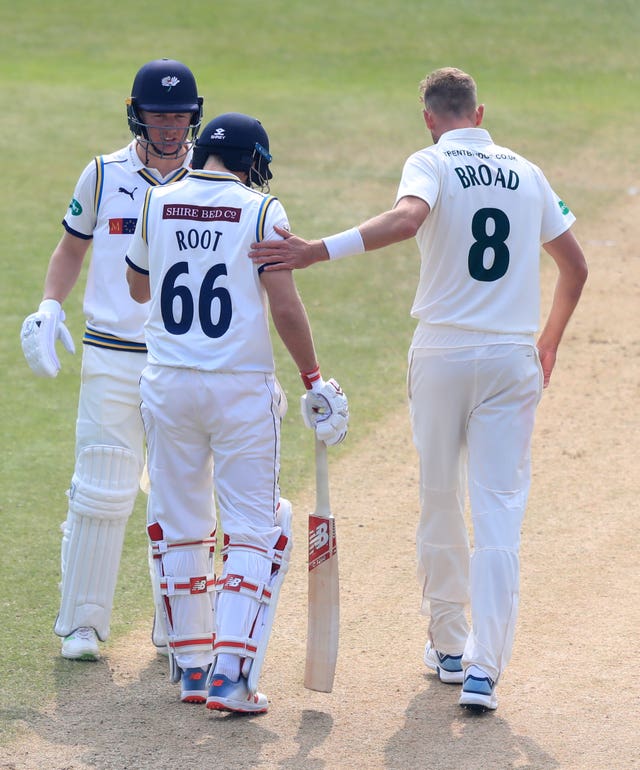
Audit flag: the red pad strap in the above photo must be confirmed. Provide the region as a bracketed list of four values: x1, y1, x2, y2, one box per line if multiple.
[168, 634, 214, 653]
[216, 574, 272, 604]
[160, 574, 216, 595]
[214, 636, 258, 659]
[148, 525, 216, 559]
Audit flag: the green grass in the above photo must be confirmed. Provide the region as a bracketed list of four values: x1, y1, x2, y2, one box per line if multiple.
[1, 0, 639, 739]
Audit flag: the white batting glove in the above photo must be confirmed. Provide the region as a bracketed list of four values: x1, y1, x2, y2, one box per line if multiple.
[300, 378, 349, 447]
[20, 299, 76, 377]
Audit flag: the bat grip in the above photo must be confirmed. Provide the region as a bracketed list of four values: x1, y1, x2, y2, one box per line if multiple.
[314, 438, 331, 515]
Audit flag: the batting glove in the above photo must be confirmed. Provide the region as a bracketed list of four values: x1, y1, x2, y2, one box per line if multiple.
[300, 378, 349, 446]
[21, 299, 76, 377]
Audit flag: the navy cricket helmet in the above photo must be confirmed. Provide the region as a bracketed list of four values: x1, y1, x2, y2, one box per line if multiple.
[192, 112, 273, 191]
[126, 58, 203, 154]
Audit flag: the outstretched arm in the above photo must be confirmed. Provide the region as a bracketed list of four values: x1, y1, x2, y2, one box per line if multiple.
[249, 196, 430, 271]
[538, 229, 588, 387]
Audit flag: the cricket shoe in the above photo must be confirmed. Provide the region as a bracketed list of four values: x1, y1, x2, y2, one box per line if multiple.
[423, 641, 464, 684]
[180, 666, 210, 704]
[459, 665, 498, 712]
[206, 674, 268, 714]
[61, 627, 100, 661]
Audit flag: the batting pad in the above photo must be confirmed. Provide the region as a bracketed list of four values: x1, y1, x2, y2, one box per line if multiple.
[246, 497, 293, 693]
[214, 498, 293, 694]
[149, 544, 168, 649]
[149, 526, 217, 677]
[54, 445, 140, 640]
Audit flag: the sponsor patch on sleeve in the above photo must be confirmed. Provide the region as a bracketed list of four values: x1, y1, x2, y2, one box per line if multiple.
[109, 218, 138, 234]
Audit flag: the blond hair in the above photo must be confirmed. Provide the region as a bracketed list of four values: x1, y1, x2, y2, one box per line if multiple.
[419, 68, 478, 118]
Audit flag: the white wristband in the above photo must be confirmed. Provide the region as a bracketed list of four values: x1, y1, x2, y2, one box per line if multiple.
[322, 227, 365, 261]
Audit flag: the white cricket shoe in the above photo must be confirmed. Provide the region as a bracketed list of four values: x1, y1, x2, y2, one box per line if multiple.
[206, 674, 268, 714]
[459, 665, 498, 712]
[61, 627, 100, 661]
[423, 641, 464, 684]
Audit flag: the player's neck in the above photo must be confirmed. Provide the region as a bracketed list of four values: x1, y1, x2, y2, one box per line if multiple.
[202, 158, 248, 184]
[135, 141, 188, 177]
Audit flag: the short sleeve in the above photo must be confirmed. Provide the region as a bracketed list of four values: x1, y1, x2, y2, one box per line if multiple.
[125, 215, 149, 274]
[62, 159, 99, 238]
[395, 150, 441, 209]
[535, 166, 577, 244]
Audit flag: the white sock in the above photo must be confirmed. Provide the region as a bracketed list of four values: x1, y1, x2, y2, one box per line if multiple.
[214, 653, 241, 682]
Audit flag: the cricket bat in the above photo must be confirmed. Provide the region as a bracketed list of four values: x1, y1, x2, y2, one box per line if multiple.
[304, 438, 339, 692]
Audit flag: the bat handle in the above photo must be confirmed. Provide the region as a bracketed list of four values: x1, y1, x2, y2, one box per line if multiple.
[314, 438, 330, 515]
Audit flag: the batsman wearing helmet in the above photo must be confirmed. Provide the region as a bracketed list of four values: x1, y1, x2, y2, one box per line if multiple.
[249, 67, 588, 712]
[126, 112, 348, 713]
[20, 59, 203, 661]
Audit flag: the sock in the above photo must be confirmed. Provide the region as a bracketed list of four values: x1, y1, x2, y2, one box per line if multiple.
[214, 653, 241, 682]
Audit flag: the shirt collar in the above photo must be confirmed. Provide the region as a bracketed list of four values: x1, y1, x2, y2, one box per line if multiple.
[188, 169, 243, 183]
[438, 127, 492, 144]
[127, 140, 193, 181]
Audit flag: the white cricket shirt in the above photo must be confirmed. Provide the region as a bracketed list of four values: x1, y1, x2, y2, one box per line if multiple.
[63, 141, 191, 349]
[126, 170, 289, 372]
[395, 128, 575, 344]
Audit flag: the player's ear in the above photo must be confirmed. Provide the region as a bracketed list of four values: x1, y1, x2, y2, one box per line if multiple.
[475, 104, 485, 126]
[423, 109, 435, 130]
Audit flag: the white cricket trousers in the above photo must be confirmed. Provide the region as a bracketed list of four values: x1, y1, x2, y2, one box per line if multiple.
[76, 344, 146, 464]
[408, 343, 542, 681]
[140, 365, 283, 670]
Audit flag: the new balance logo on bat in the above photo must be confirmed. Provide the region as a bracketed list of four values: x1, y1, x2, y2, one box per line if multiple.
[309, 521, 330, 551]
[308, 516, 336, 570]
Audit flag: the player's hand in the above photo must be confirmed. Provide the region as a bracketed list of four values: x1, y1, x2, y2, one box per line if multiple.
[300, 378, 349, 446]
[249, 226, 326, 271]
[20, 299, 76, 377]
[537, 347, 556, 388]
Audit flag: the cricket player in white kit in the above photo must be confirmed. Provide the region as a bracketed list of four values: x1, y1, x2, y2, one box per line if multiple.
[20, 59, 203, 661]
[125, 112, 348, 713]
[248, 67, 588, 712]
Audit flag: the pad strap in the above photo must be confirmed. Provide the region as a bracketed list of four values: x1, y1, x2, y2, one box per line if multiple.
[150, 532, 217, 555]
[160, 574, 216, 596]
[168, 633, 215, 657]
[216, 573, 272, 604]
[222, 539, 289, 568]
[214, 635, 258, 660]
